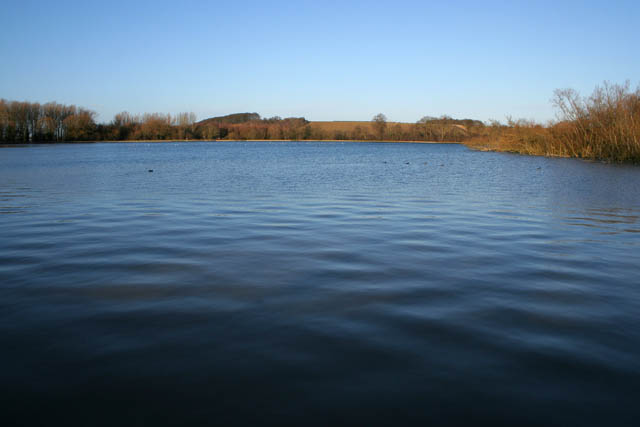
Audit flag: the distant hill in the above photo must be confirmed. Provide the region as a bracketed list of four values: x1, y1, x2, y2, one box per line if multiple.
[197, 112, 260, 126]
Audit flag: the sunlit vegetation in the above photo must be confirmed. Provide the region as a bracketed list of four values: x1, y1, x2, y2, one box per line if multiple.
[0, 101, 199, 143]
[308, 116, 483, 142]
[3, 81, 637, 162]
[465, 82, 640, 163]
[0, 102, 483, 143]
[0, 101, 97, 142]
[200, 116, 311, 140]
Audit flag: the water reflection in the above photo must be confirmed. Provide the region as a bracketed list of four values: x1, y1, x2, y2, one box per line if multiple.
[564, 207, 640, 234]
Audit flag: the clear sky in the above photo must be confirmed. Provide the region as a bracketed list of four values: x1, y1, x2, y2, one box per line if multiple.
[1, 0, 638, 123]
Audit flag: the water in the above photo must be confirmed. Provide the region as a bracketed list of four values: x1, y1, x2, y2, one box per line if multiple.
[1, 141, 639, 426]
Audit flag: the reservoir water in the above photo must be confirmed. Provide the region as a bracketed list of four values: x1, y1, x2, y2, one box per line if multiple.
[1, 141, 639, 425]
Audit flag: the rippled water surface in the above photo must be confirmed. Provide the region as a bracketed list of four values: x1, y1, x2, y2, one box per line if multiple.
[1, 141, 639, 425]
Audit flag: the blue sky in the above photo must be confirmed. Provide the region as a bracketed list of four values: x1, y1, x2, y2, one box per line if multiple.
[1, 0, 638, 123]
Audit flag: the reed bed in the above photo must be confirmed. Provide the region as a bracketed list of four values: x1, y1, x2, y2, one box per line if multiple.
[466, 82, 640, 163]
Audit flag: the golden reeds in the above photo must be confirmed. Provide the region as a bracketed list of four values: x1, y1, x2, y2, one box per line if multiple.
[466, 82, 640, 163]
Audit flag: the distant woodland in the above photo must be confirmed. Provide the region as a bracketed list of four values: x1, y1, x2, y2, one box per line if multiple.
[2, 81, 638, 162]
[0, 100, 482, 144]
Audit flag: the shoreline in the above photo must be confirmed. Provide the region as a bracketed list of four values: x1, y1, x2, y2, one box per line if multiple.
[462, 143, 630, 164]
[1, 139, 462, 146]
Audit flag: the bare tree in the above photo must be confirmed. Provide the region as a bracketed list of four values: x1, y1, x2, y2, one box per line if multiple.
[372, 113, 387, 140]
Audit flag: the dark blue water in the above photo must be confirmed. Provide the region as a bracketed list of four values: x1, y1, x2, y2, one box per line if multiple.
[1, 141, 639, 426]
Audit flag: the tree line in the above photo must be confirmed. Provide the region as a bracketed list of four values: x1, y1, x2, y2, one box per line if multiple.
[0, 100, 203, 142]
[0, 100, 98, 142]
[0, 99, 485, 143]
